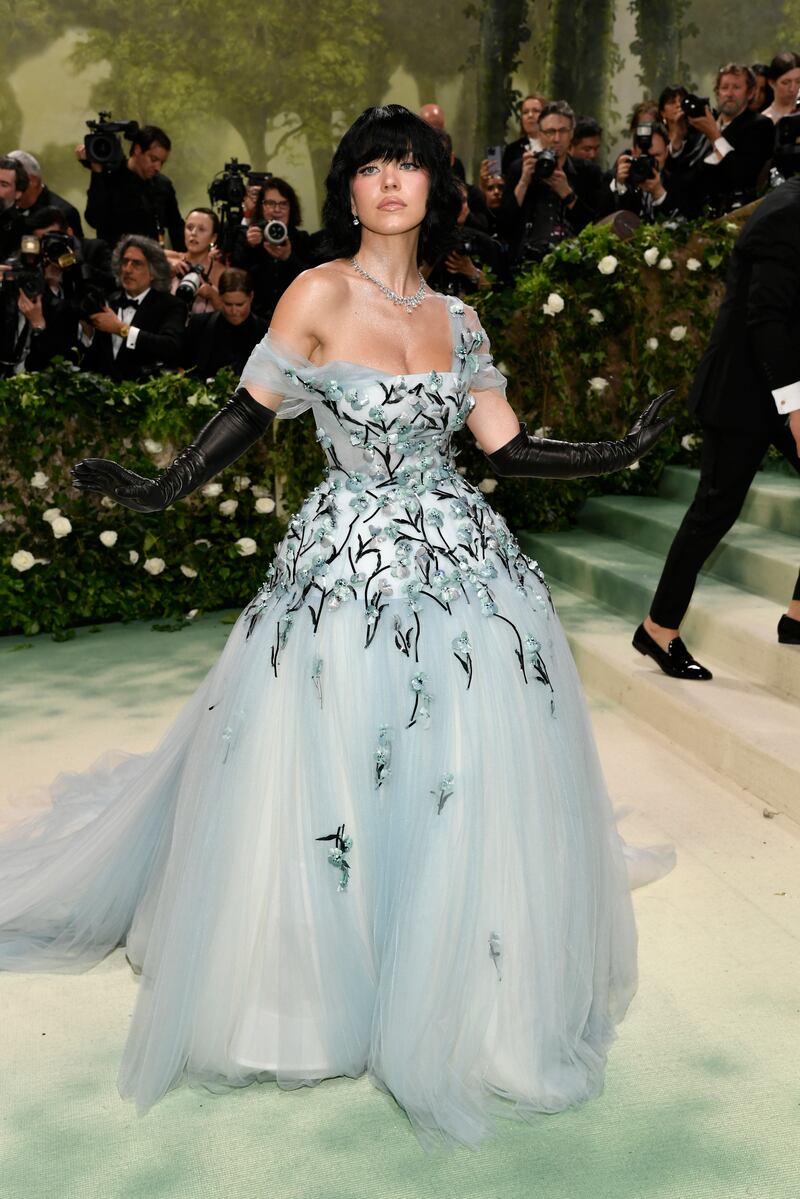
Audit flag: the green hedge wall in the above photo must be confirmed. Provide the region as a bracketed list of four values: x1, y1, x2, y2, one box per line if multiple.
[0, 214, 742, 639]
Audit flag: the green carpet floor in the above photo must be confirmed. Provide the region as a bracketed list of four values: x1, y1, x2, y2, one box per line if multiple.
[2, 615, 798, 1198]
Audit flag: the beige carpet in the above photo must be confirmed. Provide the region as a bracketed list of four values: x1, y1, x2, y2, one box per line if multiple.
[1, 615, 798, 1198]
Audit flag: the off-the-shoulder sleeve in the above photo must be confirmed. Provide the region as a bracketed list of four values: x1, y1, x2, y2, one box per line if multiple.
[458, 302, 508, 396]
[240, 332, 325, 420]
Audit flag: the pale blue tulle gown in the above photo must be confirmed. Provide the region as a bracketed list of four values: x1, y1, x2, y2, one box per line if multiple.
[0, 295, 673, 1148]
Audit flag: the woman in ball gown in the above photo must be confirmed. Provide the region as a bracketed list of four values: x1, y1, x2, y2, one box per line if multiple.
[0, 105, 674, 1150]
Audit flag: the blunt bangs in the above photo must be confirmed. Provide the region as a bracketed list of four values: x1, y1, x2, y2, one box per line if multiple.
[321, 105, 461, 264]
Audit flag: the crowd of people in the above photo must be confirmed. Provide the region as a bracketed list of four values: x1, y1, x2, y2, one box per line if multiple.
[1, 50, 800, 383]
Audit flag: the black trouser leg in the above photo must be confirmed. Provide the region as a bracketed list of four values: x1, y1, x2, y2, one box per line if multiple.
[649, 427, 772, 628]
[771, 420, 800, 603]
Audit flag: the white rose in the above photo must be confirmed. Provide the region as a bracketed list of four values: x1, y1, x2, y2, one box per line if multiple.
[186, 608, 199, 620]
[643, 247, 660, 266]
[235, 537, 257, 557]
[201, 482, 223, 497]
[100, 496, 116, 508]
[627, 460, 640, 471]
[686, 257, 701, 272]
[99, 530, 118, 547]
[219, 499, 239, 517]
[143, 438, 163, 454]
[255, 496, 276, 514]
[542, 292, 565, 316]
[233, 475, 251, 491]
[681, 433, 700, 450]
[143, 557, 166, 575]
[180, 564, 198, 578]
[251, 485, 271, 498]
[597, 255, 618, 275]
[646, 337, 659, 352]
[10, 549, 35, 572]
[30, 471, 49, 490]
[670, 325, 687, 341]
[658, 256, 673, 271]
[588, 308, 604, 324]
[478, 478, 498, 494]
[128, 550, 139, 564]
[533, 426, 553, 439]
[588, 377, 609, 394]
[42, 507, 61, 524]
[194, 538, 211, 547]
[51, 515, 72, 539]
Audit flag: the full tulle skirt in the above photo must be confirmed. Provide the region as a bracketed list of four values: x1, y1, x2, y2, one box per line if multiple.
[0, 577, 673, 1148]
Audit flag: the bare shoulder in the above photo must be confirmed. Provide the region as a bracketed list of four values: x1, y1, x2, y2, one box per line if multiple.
[269, 260, 352, 355]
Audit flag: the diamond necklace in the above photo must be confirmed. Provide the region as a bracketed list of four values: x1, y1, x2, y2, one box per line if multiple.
[350, 257, 426, 312]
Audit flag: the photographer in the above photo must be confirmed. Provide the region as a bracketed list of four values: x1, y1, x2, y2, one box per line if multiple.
[182, 268, 266, 379]
[79, 234, 185, 381]
[502, 94, 546, 176]
[166, 208, 224, 315]
[79, 125, 184, 252]
[0, 155, 27, 260]
[656, 86, 704, 169]
[684, 64, 774, 218]
[7, 150, 84, 240]
[607, 123, 691, 222]
[570, 117, 603, 163]
[424, 180, 508, 296]
[0, 209, 83, 376]
[230, 178, 314, 321]
[498, 100, 604, 266]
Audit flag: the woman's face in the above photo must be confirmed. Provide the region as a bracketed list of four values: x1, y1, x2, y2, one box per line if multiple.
[661, 96, 685, 124]
[520, 99, 542, 137]
[220, 290, 253, 325]
[350, 156, 430, 237]
[774, 67, 800, 107]
[261, 188, 291, 223]
[184, 211, 215, 256]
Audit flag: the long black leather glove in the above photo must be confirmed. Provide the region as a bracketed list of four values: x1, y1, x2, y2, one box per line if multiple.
[71, 387, 275, 512]
[485, 389, 674, 479]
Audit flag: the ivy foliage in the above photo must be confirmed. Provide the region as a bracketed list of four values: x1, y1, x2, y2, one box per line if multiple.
[1, 215, 739, 639]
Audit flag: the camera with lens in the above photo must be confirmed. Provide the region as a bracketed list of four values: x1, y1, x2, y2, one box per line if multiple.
[681, 93, 710, 119]
[175, 263, 208, 305]
[634, 123, 654, 152]
[253, 218, 288, 246]
[629, 153, 658, 185]
[84, 112, 140, 170]
[208, 159, 251, 216]
[773, 113, 800, 180]
[1, 232, 78, 300]
[533, 149, 557, 180]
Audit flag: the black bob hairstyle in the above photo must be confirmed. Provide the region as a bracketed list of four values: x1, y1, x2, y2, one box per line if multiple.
[321, 104, 461, 263]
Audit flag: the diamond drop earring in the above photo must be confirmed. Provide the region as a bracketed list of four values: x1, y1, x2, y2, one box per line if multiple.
[352, 214, 360, 226]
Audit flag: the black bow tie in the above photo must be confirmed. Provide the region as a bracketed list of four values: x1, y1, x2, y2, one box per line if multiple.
[121, 296, 140, 309]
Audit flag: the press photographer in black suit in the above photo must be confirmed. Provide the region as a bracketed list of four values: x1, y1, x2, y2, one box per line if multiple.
[182, 268, 266, 379]
[7, 151, 84, 241]
[606, 124, 692, 223]
[498, 100, 604, 265]
[80, 234, 185, 381]
[0, 155, 27, 260]
[685, 64, 774, 217]
[78, 125, 184, 252]
[634, 177, 800, 679]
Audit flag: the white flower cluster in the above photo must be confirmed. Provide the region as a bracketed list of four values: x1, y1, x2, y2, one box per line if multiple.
[597, 255, 618, 275]
[588, 308, 604, 325]
[43, 508, 71, 539]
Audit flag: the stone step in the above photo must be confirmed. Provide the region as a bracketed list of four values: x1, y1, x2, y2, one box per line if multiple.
[550, 583, 800, 822]
[659, 465, 799, 538]
[578, 494, 798, 607]
[520, 527, 800, 703]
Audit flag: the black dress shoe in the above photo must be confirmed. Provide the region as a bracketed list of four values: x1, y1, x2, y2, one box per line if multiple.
[778, 614, 800, 644]
[632, 623, 713, 680]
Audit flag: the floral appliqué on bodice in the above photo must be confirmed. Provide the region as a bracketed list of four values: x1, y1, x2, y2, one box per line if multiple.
[242, 300, 555, 715]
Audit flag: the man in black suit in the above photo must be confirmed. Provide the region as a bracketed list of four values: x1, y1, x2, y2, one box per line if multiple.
[80, 125, 184, 252]
[498, 100, 604, 265]
[604, 124, 692, 223]
[7, 151, 84, 240]
[80, 234, 185, 381]
[685, 64, 775, 217]
[634, 178, 800, 679]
